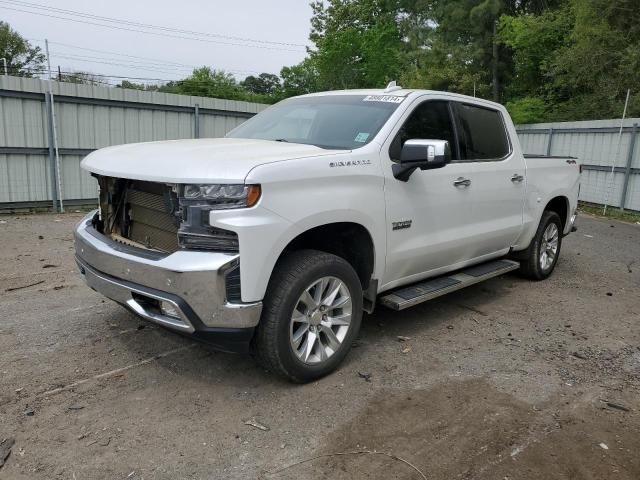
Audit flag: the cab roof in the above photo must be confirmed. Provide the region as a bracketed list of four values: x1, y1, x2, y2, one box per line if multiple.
[297, 88, 505, 110]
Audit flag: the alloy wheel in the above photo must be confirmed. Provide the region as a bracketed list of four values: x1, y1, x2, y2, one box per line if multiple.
[539, 222, 559, 270]
[289, 276, 352, 364]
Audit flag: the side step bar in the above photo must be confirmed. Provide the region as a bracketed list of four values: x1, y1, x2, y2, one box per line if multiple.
[379, 259, 520, 311]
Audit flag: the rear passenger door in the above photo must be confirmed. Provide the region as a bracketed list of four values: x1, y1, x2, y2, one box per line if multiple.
[452, 102, 525, 257]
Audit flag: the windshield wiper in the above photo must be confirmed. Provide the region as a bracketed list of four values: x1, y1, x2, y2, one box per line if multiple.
[274, 138, 289, 143]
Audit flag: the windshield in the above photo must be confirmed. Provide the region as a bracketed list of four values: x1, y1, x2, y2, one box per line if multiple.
[226, 94, 404, 150]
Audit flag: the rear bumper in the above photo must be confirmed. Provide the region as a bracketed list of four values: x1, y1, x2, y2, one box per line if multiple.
[563, 212, 578, 237]
[74, 212, 261, 351]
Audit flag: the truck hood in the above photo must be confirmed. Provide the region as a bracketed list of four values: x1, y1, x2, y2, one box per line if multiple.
[81, 138, 344, 183]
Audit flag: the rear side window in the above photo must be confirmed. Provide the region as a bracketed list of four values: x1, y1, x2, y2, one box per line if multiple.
[455, 103, 510, 160]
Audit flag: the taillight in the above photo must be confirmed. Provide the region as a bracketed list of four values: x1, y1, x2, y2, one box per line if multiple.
[566, 158, 582, 174]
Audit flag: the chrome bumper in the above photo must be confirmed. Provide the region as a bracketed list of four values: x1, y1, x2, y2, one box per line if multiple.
[564, 211, 578, 236]
[74, 212, 262, 332]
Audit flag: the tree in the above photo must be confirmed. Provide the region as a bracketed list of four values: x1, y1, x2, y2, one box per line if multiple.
[543, 0, 640, 120]
[241, 73, 281, 95]
[497, 5, 573, 122]
[498, 0, 640, 121]
[59, 71, 104, 85]
[280, 59, 319, 97]
[308, 0, 406, 90]
[0, 21, 45, 77]
[497, 8, 573, 99]
[115, 80, 155, 90]
[160, 67, 246, 100]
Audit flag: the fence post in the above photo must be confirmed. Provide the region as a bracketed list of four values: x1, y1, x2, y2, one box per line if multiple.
[45, 92, 60, 212]
[546, 127, 554, 156]
[619, 123, 638, 210]
[194, 103, 200, 139]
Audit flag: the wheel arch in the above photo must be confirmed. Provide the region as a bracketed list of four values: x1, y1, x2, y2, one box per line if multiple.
[543, 195, 569, 230]
[277, 222, 376, 293]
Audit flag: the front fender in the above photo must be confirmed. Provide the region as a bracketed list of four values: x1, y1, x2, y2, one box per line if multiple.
[238, 150, 387, 301]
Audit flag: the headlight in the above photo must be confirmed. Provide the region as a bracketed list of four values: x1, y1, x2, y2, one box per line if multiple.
[177, 184, 261, 251]
[181, 184, 261, 209]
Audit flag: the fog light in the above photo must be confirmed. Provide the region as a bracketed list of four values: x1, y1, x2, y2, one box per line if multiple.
[160, 301, 180, 319]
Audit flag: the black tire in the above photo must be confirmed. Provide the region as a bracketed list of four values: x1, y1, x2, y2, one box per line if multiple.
[253, 249, 363, 383]
[518, 211, 563, 280]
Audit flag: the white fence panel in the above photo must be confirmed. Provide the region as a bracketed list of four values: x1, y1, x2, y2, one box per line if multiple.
[0, 76, 266, 210]
[517, 118, 640, 211]
[1, 76, 638, 212]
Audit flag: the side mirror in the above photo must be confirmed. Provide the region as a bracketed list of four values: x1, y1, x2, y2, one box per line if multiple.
[392, 139, 452, 181]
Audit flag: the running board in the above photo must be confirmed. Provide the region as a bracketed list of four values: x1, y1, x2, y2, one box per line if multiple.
[379, 259, 520, 311]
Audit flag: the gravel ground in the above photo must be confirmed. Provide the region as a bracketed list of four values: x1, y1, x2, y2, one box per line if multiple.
[0, 212, 638, 480]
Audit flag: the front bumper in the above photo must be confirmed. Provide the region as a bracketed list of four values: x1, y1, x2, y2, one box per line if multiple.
[74, 212, 262, 351]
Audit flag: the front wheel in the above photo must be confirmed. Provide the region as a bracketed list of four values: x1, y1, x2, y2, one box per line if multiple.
[253, 250, 363, 383]
[518, 210, 563, 280]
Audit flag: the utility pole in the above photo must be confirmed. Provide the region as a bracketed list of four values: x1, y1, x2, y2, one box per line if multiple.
[58, 65, 62, 81]
[603, 89, 630, 216]
[491, 19, 499, 102]
[45, 39, 64, 213]
[1, 58, 7, 76]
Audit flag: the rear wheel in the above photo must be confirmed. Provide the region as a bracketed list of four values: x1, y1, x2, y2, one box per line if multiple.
[254, 250, 363, 383]
[518, 211, 563, 280]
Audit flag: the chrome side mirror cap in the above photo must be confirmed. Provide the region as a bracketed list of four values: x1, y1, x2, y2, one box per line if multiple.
[393, 139, 452, 181]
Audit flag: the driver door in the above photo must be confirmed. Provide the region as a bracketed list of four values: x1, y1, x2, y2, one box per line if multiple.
[380, 98, 477, 289]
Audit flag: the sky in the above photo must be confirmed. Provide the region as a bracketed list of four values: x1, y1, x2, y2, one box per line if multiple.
[0, 0, 313, 84]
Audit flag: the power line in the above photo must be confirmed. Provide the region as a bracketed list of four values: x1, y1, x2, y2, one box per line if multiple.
[26, 39, 266, 76]
[0, 2, 306, 52]
[49, 52, 195, 71]
[49, 54, 197, 76]
[6, 66, 273, 88]
[2, 0, 307, 47]
[49, 53, 261, 77]
[44, 41, 206, 69]
[44, 49, 261, 75]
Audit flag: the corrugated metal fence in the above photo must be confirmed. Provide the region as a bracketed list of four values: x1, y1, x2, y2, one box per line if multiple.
[0, 76, 266, 211]
[517, 119, 640, 211]
[1, 76, 639, 211]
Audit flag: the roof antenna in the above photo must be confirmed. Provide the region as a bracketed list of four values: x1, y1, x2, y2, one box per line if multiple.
[384, 81, 402, 93]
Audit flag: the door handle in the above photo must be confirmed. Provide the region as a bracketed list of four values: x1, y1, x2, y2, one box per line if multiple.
[453, 177, 471, 187]
[511, 174, 524, 183]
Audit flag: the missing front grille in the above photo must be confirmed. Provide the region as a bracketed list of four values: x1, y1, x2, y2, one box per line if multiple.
[96, 176, 180, 253]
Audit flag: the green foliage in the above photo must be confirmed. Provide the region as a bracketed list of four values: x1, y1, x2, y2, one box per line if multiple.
[542, 0, 640, 121]
[116, 80, 160, 91]
[280, 59, 318, 97]
[6, 2, 640, 123]
[155, 67, 279, 104]
[578, 201, 640, 222]
[497, 8, 573, 98]
[505, 96, 547, 124]
[308, 0, 405, 89]
[241, 73, 281, 95]
[0, 21, 45, 76]
[159, 67, 243, 99]
[298, 0, 640, 123]
[59, 71, 104, 85]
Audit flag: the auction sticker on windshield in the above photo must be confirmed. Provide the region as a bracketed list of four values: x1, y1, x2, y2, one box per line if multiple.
[354, 132, 370, 143]
[363, 95, 404, 103]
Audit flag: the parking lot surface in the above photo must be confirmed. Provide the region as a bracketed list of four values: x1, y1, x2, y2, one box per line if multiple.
[1, 212, 639, 479]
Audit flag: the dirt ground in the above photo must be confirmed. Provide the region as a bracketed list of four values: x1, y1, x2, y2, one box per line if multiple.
[0, 212, 638, 480]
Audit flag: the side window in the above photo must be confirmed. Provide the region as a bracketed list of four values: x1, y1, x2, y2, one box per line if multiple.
[389, 100, 458, 161]
[455, 103, 510, 160]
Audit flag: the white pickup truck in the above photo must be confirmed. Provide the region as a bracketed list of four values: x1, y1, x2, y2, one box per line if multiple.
[75, 86, 580, 382]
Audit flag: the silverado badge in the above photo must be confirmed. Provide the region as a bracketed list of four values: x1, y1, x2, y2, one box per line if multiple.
[392, 220, 412, 231]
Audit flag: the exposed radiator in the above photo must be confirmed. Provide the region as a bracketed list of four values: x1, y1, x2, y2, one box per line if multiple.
[125, 182, 179, 253]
